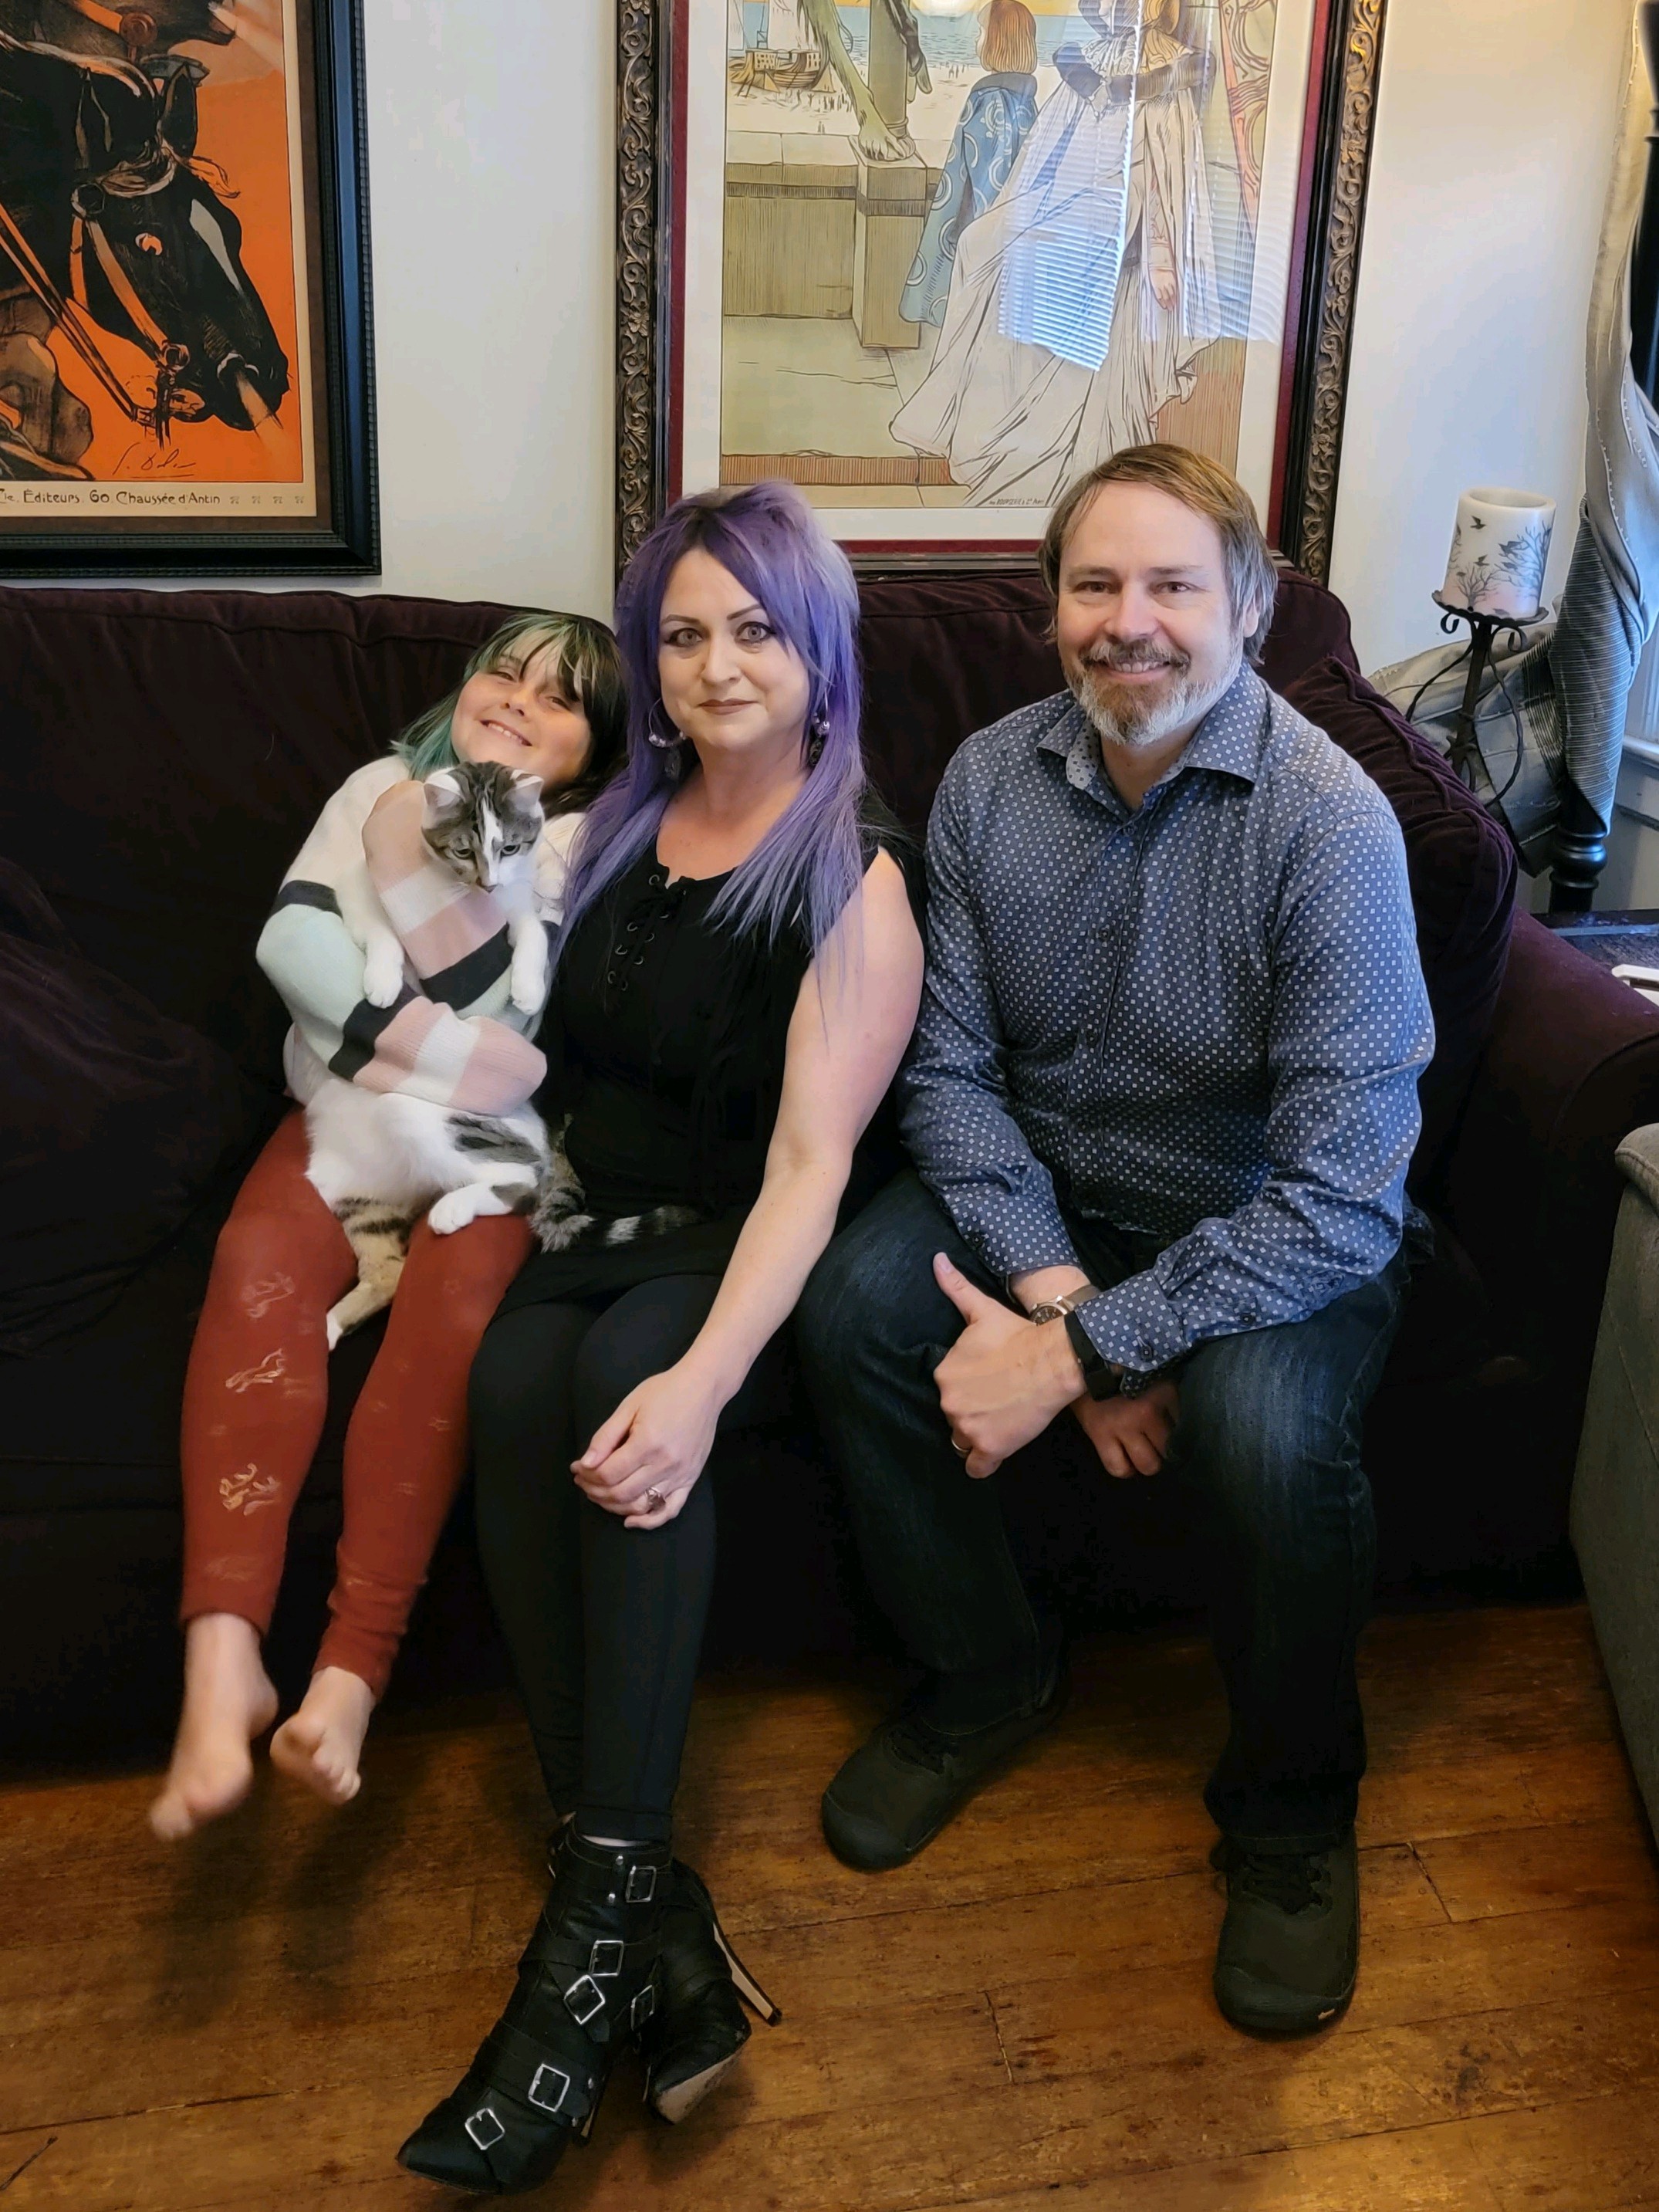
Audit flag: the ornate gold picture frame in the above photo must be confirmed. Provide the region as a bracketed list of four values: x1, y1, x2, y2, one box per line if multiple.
[619, 0, 1385, 578]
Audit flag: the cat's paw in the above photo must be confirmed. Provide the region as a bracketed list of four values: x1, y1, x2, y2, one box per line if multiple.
[361, 945, 406, 1008]
[509, 932, 550, 1015]
[428, 1187, 485, 1236]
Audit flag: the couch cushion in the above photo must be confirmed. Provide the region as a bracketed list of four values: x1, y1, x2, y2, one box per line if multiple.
[0, 862, 273, 1355]
[1282, 657, 1517, 1180]
[856, 565, 1359, 832]
[0, 587, 517, 1088]
[0, 1148, 377, 1512]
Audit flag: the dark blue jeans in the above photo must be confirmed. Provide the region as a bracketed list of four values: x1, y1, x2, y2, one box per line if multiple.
[796, 1172, 1415, 1847]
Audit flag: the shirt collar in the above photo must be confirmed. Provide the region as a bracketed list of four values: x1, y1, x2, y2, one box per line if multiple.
[1036, 662, 1269, 802]
[1178, 663, 1269, 786]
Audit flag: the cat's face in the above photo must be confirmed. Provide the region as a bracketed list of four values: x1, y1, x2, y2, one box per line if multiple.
[421, 763, 544, 890]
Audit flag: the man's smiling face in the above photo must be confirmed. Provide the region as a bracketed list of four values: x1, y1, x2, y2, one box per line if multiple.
[1055, 481, 1254, 752]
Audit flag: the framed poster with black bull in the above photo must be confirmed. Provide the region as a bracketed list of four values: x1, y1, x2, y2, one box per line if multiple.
[0, 0, 375, 573]
[619, 0, 1387, 579]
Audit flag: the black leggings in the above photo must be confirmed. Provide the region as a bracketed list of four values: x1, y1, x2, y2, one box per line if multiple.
[470, 1274, 788, 1842]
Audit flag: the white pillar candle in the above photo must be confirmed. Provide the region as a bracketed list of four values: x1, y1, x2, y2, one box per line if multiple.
[1441, 488, 1556, 620]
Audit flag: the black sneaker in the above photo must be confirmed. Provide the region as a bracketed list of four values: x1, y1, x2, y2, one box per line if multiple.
[1211, 1829, 1358, 2036]
[821, 1662, 1067, 1872]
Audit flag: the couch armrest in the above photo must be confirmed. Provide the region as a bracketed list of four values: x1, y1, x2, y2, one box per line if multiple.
[1617, 1121, 1659, 1209]
[1441, 912, 1659, 1385]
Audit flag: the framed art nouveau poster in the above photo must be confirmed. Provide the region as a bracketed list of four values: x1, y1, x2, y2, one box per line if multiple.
[618, 0, 1385, 578]
[0, 0, 375, 573]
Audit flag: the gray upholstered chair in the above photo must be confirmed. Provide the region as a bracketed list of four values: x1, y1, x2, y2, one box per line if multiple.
[1573, 1123, 1659, 1838]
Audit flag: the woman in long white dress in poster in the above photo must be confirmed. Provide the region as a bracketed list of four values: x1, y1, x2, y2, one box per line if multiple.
[890, 0, 1224, 507]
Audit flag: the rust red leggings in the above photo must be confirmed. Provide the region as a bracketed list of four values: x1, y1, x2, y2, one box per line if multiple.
[178, 1109, 532, 1697]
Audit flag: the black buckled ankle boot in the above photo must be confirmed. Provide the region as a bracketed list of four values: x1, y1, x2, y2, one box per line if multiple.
[639, 1860, 780, 2123]
[398, 1830, 671, 2195]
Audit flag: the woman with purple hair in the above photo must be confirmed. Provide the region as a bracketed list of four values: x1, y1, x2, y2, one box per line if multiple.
[400, 482, 923, 2197]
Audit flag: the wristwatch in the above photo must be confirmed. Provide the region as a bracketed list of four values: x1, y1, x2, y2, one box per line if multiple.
[1027, 1285, 1119, 1402]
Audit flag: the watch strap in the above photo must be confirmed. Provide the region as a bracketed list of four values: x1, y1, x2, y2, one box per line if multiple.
[1063, 1308, 1118, 1401]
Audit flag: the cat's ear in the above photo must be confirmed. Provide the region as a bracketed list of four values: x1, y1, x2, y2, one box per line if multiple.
[509, 769, 545, 802]
[422, 768, 464, 820]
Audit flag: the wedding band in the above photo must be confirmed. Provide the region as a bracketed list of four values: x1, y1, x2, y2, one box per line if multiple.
[951, 1440, 970, 1459]
[645, 1487, 664, 1508]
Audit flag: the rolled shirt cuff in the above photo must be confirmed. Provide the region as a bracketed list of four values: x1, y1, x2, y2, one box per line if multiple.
[1074, 1270, 1192, 1378]
[931, 1180, 1083, 1288]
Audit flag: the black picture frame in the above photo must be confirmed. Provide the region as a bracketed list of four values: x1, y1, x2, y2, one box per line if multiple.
[616, 0, 1387, 584]
[0, 0, 377, 577]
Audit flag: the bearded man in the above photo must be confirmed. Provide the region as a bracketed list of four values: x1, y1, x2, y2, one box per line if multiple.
[796, 443, 1433, 2038]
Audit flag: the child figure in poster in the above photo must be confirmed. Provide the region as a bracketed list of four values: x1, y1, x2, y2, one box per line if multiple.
[890, 0, 1222, 507]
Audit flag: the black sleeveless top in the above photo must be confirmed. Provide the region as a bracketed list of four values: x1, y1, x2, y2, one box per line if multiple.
[496, 827, 914, 1315]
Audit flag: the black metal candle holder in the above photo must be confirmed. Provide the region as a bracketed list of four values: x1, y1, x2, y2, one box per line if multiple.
[1415, 590, 1543, 789]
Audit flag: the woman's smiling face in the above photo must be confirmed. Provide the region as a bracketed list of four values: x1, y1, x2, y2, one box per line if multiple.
[450, 644, 595, 793]
[654, 547, 811, 764]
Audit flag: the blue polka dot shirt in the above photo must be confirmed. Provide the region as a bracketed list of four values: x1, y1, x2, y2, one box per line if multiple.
[899, 663, 1434, 1377]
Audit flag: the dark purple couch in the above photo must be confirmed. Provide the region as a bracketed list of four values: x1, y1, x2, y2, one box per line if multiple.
[3, 572, 1655, 1760]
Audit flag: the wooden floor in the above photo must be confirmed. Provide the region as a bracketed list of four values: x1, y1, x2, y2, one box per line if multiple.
[4, 1602, 1659, 2211]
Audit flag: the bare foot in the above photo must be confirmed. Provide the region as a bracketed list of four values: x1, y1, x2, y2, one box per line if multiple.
[148, 1614, 279, 1841]
[269, 1666, 376, 1807]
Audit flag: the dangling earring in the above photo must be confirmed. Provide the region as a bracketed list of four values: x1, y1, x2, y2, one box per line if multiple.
[806, 708, 829, 769]
[646, 702, 683, 750]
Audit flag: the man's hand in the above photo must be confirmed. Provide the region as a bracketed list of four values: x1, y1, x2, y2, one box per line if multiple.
[933, 1254, 1083, 1480]
[1073, 1376, 1179, 1478]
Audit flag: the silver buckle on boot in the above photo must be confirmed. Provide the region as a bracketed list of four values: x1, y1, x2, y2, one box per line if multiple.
[624, 1865, 657, 1903]
[589, 1938, 624, 1977]
[464, 2105, 506, 2150]
[563, 1974, 606, 2025]
[527, 2064, 571, 2114]
[630, 1984, 657, 2030]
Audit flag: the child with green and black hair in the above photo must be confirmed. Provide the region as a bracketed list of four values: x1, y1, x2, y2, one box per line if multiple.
[149, 610, 627, 1843]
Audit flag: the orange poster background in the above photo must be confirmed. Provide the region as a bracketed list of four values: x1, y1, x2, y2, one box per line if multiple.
[49, 52, 306, 487]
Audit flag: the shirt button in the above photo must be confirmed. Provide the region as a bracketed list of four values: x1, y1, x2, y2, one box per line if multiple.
[1136, 1340, 1156, 1363]
[1239, 1307, 1259, 1327]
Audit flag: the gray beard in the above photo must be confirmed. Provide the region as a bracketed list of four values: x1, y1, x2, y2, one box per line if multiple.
[1068, 648, 1242, 753]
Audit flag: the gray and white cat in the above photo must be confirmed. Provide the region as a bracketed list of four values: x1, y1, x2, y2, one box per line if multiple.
[306, 762, 554, 1346]
[343, 761, 550, 1017]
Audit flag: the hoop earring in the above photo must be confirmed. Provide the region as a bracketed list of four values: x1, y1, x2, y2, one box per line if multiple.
[645, 702, 683, 750]
[806, 708, 829, 769]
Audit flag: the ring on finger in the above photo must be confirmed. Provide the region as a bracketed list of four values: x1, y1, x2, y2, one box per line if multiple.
[950, 1439, 969, 1459]
[644, 1487, 665, 1509]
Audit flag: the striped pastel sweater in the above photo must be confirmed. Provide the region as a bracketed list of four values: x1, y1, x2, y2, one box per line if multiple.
[257, 758, 579, 1114]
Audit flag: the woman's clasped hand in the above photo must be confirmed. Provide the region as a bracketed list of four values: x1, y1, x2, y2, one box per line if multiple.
[572, 1358, 728, 1526]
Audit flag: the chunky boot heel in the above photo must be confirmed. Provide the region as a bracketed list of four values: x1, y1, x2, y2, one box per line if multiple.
[641, 1861, 780, 2125]
[398, 1831, 671, 2195]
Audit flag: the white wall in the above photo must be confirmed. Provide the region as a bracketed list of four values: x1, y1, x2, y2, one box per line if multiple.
[356, 0, 613, 615]
[363, 0, 1630, 661]
[1329, 0, 1634, 675]
[22, 0, 1636, 658]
